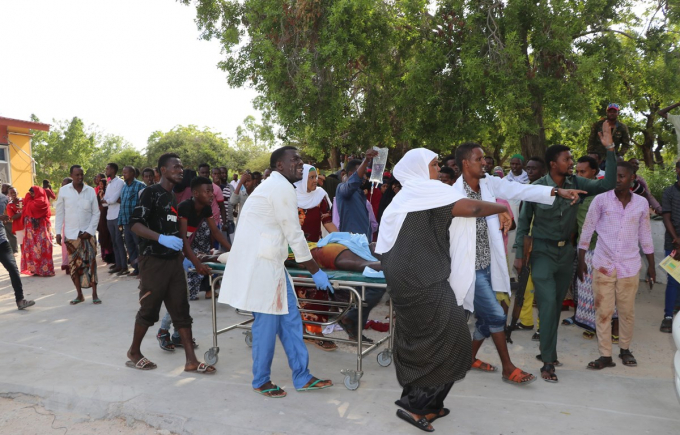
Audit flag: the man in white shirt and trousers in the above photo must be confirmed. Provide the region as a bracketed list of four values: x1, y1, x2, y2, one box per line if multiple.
[55, 165, 101, 304]
[101, 162, 127, 274]
[219, 146, 334, 398]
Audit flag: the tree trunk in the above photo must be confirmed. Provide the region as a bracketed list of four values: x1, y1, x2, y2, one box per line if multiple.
[654, 134, 665, 169]
[641, 129, 655, 169]
[519, 132, 545, 161]
[519, 98, 546, 159]
[640, 113, 656, 169]
[327, 146, 340, 170]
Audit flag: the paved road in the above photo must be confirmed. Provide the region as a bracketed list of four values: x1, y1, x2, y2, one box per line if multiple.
[0, 254, 678, 434]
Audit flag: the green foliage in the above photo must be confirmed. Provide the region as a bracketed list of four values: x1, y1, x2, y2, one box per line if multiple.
[639, 166, 677, 203]
[31, 115, 97, 187]
[29, 114, 273, 191]
[181, 0, 680, 168]
[146, 125, 231, 170]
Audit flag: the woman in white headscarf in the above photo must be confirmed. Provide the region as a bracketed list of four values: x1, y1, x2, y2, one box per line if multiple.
[294, 164, 338, 242]
[375, 148, 511, 432]
[293, 164, 339, 351]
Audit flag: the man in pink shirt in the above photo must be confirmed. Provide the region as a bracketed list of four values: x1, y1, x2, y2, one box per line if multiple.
[198, 164, 227, 227]
[577, 161, 656, 370]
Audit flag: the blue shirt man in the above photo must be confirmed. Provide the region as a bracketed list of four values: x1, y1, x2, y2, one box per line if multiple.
[118, 166, 146, 275]
[336, 150, 379, 242]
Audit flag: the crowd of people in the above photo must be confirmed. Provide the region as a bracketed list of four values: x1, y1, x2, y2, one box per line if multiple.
[1, 102, 680, 431]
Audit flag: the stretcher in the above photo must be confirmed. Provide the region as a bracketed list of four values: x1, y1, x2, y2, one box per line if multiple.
[201, 262, 393, 390]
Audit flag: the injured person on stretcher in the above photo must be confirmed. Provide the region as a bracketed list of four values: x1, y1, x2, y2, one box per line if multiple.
[207, 233, 384, 352]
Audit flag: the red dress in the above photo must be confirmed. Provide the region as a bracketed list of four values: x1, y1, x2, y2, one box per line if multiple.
[299, 197, 332, 242]
[20, 186, 54, 277]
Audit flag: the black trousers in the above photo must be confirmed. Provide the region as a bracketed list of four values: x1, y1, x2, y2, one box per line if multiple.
[0, 241, 23, 301]
[345, 286, 386, 328]
[395, 382, 454, 415]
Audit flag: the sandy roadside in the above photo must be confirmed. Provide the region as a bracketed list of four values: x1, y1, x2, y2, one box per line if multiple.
[0, 395, 176, 435]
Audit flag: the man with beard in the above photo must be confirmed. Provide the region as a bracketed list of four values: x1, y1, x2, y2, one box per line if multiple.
[218, 146, 333, 397]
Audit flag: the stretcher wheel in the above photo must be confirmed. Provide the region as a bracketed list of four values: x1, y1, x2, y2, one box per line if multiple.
[344, 375, 360, 390]
[377, 351, 392, 367]
[244, 331, 253, 347]
[205, 347, 218, 366]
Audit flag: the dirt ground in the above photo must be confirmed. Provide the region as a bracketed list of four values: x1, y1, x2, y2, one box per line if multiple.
[0, 395, 175, 435]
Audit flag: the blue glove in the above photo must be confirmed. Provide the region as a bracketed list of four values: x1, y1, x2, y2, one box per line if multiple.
[158, 234, 183, 251]
[182, 258, 192, 271]
[312, 269, 334, 293]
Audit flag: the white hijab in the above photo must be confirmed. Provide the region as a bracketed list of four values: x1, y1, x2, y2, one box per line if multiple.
[375, 148, 465, 254]
[293, 164, 331, 210]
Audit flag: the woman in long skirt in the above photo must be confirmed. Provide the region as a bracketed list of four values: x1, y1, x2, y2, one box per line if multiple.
[21, 186, 55, 277]
[375, 149, 510, 432]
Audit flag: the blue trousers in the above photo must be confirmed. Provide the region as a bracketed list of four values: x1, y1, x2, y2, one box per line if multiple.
[472, 267, 507, 341]
[251, 278, 312, 390]
[665, 250, 680, 317]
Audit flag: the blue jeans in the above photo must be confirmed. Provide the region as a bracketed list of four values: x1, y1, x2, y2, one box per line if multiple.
[665, 250, 680, 317]
[123, 224, 139, 273]
[251, 278, 312, 390]
[473, 267, 507, 341]
[107, 219, 127, 269]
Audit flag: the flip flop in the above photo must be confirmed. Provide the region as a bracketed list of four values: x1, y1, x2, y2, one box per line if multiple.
[70, 299, 84, 305]
[184, 362, 216, 375]
[92, 298, 102, 305]
[471, 358, 497, 372]
[502, 367, 537, 386]
[396, 409, 434, 433]
[125, 357, 157, 371]
[296, 378, 333, 392]
[254, 385, 287, 398]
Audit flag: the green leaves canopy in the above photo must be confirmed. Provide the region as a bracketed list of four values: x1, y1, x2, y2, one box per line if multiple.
[181, 0, 680, 167]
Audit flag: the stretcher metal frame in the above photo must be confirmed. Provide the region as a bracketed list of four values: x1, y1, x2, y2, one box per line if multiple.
[201, 263, 393, 390]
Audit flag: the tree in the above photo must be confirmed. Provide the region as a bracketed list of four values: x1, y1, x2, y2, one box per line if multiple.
[610, 5, 680, 168]
[231, 115, 275, 170]
[31, 115, 97, 186]
[87, 133, 138, 181]
[145, 125, 233, 170]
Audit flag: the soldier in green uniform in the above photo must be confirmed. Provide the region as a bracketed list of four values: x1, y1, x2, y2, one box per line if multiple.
[514, 129, 616, 383]
[587, 103, 631, 158]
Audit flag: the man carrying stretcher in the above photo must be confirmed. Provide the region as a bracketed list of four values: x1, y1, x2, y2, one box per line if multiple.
[218, 146, 334, 398]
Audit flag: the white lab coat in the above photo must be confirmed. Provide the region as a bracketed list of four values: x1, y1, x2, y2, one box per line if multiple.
[218, 171, 312, 315]
[449, 176, 555, 311]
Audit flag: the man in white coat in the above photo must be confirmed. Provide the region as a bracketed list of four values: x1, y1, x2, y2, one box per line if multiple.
[450, 142, 585, 385]
[218, 146, 334, 398]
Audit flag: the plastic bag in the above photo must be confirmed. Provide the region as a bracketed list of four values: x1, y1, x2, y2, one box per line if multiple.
[369, 147, 388, 185]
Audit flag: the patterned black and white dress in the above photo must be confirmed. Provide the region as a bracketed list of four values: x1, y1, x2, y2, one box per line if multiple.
[381, 204, 472, 387]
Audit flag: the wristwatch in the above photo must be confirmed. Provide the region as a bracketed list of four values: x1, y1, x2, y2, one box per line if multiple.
[604, 143, 615, 150]
[553, 187, 559, 196]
